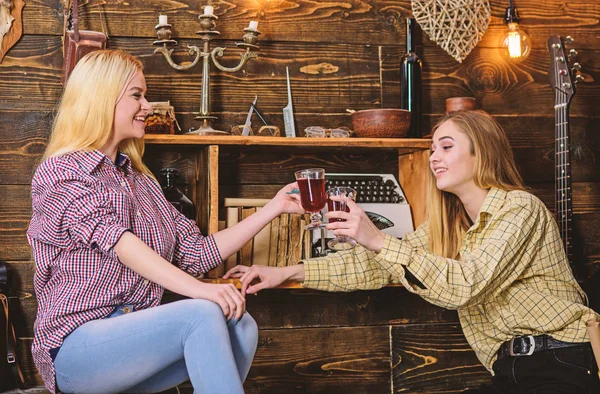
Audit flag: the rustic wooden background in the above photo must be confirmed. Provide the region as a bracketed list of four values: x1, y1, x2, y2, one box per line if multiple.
[1, 0, 599, 392]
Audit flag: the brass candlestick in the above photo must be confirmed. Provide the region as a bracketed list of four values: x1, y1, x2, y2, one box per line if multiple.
[153, 9, 260, 135]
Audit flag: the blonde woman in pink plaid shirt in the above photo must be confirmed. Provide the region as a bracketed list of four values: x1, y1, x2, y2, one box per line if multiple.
[27, 49, 303, 394]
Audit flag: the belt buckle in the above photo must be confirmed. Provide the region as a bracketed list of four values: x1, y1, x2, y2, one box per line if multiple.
[509, 335, 535, 356]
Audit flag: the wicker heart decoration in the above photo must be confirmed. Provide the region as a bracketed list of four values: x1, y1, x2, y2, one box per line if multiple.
[411, 0, 491, 63]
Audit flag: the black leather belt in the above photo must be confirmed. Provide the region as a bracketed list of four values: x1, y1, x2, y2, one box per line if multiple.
[497, 334, 586, 361]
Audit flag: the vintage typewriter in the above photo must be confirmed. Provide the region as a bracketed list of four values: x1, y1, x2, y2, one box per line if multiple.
[320, 173, 414, 240]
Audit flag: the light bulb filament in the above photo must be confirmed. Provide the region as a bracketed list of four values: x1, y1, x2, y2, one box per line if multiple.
[508, 30, 522, 58]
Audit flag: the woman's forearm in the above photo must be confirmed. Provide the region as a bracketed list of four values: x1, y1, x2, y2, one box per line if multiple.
[212, 201, 280, 259]
[114, 231, 202, 298]
[286, 264, 305, 282]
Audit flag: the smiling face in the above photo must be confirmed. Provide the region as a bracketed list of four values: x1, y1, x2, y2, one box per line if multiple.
[429, 119, 478, 198]
[112, 70, 151, 144]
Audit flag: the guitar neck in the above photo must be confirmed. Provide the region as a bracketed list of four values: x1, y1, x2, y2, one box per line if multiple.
[555, 96, 573, 263]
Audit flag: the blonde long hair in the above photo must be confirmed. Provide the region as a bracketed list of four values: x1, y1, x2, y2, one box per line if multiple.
[42, 49, 153, 177]
[427, 110, 525, 258]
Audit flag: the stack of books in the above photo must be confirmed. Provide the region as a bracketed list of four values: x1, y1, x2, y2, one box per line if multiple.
[221, 198, 312, 274]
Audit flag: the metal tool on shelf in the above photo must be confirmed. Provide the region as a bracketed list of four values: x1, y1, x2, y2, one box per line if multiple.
[283, 67, 296, 137]
[251, 103, 272, 126]
[242, 96, 258, 136]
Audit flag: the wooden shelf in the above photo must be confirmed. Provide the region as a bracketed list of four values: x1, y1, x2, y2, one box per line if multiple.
[200, 278, 403, 289]
[144, 134, 431, 154]
[201, 278, 303, 289]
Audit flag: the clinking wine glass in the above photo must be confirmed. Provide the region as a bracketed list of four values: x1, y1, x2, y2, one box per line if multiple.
[327, 186, 357, 250]
[294, 168, 327, 230]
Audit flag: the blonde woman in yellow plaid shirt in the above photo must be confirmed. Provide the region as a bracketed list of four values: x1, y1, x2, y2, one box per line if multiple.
[225, 110, 600, 393]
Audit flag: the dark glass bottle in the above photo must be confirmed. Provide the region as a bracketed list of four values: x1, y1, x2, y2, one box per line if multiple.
[400, 18, 423, 138]
[160, 168, 195, 220]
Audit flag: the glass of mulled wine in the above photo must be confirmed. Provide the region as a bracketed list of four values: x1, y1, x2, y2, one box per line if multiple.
[326, 186, 357, 250]
[294, 168, 327, 230]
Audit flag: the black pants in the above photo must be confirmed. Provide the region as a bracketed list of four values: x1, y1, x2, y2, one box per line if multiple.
[466, 343, 600, 394]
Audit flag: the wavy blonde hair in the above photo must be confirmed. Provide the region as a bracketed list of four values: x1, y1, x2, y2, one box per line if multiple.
[427, 110, 525, 259]
[43, 49, 153, 177]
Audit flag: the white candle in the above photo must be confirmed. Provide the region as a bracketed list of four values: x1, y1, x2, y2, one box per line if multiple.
[204, 5, 214, 16]
[159, 15, 168, 25]
[249, 20, 258, 30]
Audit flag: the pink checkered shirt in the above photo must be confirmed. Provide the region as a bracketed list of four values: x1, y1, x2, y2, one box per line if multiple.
[27, 150, 222, 393]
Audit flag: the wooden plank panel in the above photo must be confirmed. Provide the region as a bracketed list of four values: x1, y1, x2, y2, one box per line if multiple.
[25, 0, 410, 44]
[201, 145, 222, 278]
[0, 185, 32, 261]
[248, 288, 458, 329]
[195, 145, 219, 235]
[0, 111, 51, 184]
[479, 2, 600, 49]
[529, 181, 600, 213]
[574, 213, 600, 264]
[22, 1, 600, 50]
[0, 36, 63, 111]
[245, 326, 391, 394]
[399, 150, 429, 227]
[391, 324, 491, 392]
[217, 147, 400, 185]
[1, 38, 598, 119]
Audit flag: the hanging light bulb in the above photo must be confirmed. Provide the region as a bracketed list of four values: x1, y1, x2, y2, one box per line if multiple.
[499, 0, 531, 62]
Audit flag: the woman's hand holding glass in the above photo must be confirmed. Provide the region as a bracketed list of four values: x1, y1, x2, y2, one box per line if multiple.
[265, 182, 305, 216]
[326, 187, 357, 250]
[325, 198, 387, 253]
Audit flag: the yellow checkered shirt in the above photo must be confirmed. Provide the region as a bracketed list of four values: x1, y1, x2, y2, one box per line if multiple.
[303, 187, 599, 371]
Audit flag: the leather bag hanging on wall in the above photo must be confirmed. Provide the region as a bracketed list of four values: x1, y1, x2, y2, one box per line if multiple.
[61, 0, 107, 84]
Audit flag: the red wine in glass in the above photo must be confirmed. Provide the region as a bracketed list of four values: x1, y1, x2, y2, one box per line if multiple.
[298, 178, 326, 212]
[327, 198, 349, 222]
[294, 168, 327, 230]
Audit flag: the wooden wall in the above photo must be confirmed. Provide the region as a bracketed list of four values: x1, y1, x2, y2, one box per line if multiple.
[1, 0, 599, 392]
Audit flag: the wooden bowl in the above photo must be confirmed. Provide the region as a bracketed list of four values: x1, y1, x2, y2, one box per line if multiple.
[351, 109, 411, 138]
[446, 97, 477, 113]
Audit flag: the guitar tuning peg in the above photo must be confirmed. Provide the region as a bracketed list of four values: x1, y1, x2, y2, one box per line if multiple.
[564, 36, 574, 45]
[571, 62, 582, 72]
[575, 74, 585, 84]
[569, 48, 578, 58]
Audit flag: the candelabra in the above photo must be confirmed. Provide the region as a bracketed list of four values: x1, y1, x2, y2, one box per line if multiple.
[153, 6, 260, 135]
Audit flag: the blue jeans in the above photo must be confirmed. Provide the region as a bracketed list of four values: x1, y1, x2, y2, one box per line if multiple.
[53, 299, 258, 394]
